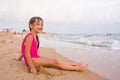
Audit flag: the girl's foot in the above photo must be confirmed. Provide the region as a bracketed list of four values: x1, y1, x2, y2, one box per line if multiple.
[71, 62, 84, 66]
[76, 63, 88, 72]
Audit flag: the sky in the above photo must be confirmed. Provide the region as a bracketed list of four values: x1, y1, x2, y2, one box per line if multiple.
[0, 0, 120, 33]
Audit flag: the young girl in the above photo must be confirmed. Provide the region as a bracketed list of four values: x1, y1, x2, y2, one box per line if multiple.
[16, 17, 88, 74]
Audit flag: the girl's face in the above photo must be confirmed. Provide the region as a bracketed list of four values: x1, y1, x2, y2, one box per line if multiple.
[30, 19, 43, 33]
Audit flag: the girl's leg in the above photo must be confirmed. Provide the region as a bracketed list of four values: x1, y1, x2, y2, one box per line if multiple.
[32, 57, 88, 71]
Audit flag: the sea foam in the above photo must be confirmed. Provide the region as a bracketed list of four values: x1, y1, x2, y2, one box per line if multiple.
[111, 40, 120, 50]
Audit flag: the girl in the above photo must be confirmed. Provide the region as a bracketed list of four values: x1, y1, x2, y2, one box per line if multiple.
[16, 17, 88, 74]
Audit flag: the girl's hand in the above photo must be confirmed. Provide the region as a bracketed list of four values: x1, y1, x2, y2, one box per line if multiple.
[14, 57, 21, 61]
[30, 68, 37, 75]
[14, 55, 22, 61]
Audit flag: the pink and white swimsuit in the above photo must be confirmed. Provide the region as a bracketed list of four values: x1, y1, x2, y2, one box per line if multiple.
[21, 33, 40, 66]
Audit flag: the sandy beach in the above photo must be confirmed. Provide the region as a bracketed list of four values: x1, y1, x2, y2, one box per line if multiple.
[0, 32, 108, 80]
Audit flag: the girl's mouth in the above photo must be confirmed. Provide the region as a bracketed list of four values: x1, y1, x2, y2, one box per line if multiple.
[38, 28, 43, 30]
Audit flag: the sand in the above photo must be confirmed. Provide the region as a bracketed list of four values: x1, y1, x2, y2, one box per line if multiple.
[0, 32, 108, 80]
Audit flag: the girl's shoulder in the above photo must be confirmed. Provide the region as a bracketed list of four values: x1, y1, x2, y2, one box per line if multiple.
[25, 33, 33, 38]
[23, 33, 33, 42]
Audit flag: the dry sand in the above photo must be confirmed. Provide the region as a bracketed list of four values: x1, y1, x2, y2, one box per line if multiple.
[0, 32, 108, 80]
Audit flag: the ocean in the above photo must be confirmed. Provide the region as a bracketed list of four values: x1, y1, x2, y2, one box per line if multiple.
[39, 33, 120, 50]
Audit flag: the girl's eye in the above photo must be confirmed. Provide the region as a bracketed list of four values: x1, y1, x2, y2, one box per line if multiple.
[37, 24, 43, 26]
[37, 23, 40, 26]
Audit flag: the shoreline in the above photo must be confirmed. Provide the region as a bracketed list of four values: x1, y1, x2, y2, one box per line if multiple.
[0, 32, 108, 80]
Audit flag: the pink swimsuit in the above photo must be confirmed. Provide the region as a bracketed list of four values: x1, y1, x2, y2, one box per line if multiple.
[21, 33, 40, 66]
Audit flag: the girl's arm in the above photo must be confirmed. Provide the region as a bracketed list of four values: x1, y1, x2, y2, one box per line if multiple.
[25, 35, 37, 74]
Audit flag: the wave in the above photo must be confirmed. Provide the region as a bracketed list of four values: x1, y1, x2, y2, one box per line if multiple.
[71, 38, 112, 47]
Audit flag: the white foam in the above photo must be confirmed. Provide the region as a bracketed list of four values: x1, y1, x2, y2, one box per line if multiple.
[111, 40, 120, 50]
[79, 38, 90, 45]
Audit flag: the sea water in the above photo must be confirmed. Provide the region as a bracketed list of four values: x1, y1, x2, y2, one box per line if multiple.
[39, 33, 120, 50]
[39, 33, 120, 80]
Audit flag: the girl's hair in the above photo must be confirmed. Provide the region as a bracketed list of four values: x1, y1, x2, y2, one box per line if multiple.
[29, 17, 43, 48]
